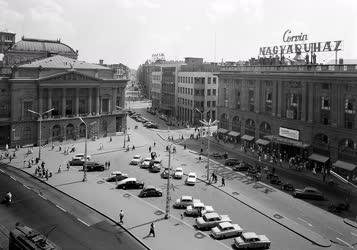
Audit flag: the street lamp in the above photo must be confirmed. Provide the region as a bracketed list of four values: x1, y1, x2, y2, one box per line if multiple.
[116, 106, 128, 148]
[194, 108, 203, 137]
[165, 144, 173, 219]
[78, 117, 96, 182]
[199, 119, 219, 181]
[28, 108, 55, 160]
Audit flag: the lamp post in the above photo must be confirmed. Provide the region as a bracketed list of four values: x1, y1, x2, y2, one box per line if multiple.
[116, 106, 128, 148]
[28, 108, 54, 160]
[194, 108, 203, 137]
[78, 117, 96, 182]
[165, 144, 173, 219]
[199, 119, 219, 181]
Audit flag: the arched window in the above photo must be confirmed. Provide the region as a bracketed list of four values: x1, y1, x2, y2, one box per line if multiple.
[79, 123, 86, 138]
[220, 113, 229, 129]
[232, 116, 240, 132]
[245, 119, 256, 137]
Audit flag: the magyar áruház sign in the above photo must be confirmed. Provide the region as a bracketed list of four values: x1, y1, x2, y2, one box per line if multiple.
[259, 29, 343, 56]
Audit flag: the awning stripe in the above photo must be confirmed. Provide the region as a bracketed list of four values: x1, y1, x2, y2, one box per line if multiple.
[228, 131, 240, 137]
[241, 135, 254, 141]
[308, 153, 329, 163]
[333, 160, 356, 171]
[256, 139, 270, 146]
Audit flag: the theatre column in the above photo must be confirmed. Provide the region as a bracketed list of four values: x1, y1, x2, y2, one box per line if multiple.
[272, 80, 277, 116]
[38, 88, 43, 114]
[96, 88, 100, 115]
[277, 80, 283, 118]
[48, 88, 52, 110]
[254, 80, 261, 114]
[88, 88, 92, 115]
[75, 88, 79, 116]
[112, 87, 117, 112]
[301, 82, 307, 121]
[62, 88, 66, 117]
[307, 83, 314, 123]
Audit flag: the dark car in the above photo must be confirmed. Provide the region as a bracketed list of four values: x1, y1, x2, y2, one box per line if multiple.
[210, 152, 225, 159]
[281, 182, 295, 191]
[233, 162, 251, 172]
[83, 161, 105, 172]
[149, 160, 162, 173]
[116, 178, 144, 190]
[138, 186, 163, 198]
[293, 187, 324, 200]
[146, 123, 159, 129]
[106, 173, 128, 182]
[224, 158, 240, 166]
[160, 168, 172, 179]
[270, 175, 282, 185]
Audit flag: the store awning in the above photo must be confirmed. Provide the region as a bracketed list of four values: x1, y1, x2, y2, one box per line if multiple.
[264, 135, 310, 148]
[256, 139, 270, 146]
[308, 153, 329, 164]
[227, 131, 240, 137]
[217, 128, 229, 134]
[241, 135, 254, 141]
[333, 160, 357, 172]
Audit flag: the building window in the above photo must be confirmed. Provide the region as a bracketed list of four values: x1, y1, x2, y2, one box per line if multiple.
[286, 93, 301, 120]
[321, 96, 330, 110]
[322, 83, 330, 90]
[23, 101, 33, 119]
[248, 89, 255, 112]
[236, 90, 241, 109]
[213, 78, 216, 84]
[213, 89, 216, 96]
[207, 101, 211, 107]
[79, 99, 86, 114]
[212, 101, 216, 107]
[344, 98, 355, 129]
[207, 89, 211, 96]
[265, 89, 272, 113]
[102, 99, 109, 113]
[208, 77, 211, 84]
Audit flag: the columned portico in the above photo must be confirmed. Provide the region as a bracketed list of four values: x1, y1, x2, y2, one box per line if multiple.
[62, 88, 66, 117]
[96, 88, 100, 115]
[88, 88, 92, 115]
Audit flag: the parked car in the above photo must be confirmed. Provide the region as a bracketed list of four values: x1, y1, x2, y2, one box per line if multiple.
[224, 158, 240, 166]
[293, 187, 324, 200]
[184, 201, 214, 217]
[69, 154, 91, 166]
[185, 172, 197, 185]
[159, 114, 168, 121]
[106, 172, 128, 182]
[146, 123, 159, 129]
[140, 158, 152, 169]
[196, 212, 232, 230]
[138, 186, 163, 197]
[149, 159, 162, 173]
[281, 182, 295, 191]
[83, 161, 105, 172]
[173, 196, 197, 209]
[234, 232, 271, 249]
[130, 155, 142, 165]
[210, 152, 226, 159]
[160, 168, 172, 179]
[116, 178, 144, 190]
[232, 162, 251, 172]
[269, 175, 282, 185]
[211, 222, 243, 240]
[173, 167, 184, 179]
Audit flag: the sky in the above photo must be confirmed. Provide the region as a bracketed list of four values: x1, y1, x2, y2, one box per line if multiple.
[1, 0, 357, 68]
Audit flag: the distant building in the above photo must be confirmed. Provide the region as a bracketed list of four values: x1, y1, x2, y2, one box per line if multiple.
[98, 60, 130, 80]
[0, 30, 15, 54]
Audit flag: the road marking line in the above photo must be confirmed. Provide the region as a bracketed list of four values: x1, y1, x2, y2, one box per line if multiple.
[0, 169, 4, 173]
[55, 204, 67, 212]
[23, 184, 30, 190]
[297, 217, 313, 227]
[328, 226, 344, 236]
[336, 237, 353, 248]
[38, 194, 47, 200]
[9, 176, 16, 181]
[351, 232, 357, 237]
[224, 166, 231, 170]
[77, 218, 90, 227]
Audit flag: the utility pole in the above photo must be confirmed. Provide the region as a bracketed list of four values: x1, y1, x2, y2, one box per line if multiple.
[165, 145, 171, 219]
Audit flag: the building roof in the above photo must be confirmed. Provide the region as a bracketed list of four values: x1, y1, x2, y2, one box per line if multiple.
[18, 55, 111, 70]
[9, 37, 76, 55]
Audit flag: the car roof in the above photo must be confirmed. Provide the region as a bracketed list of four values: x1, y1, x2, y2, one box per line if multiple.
[119, 177, 136, 183]
[204, 212, 219, 219]
[144, 158, 151, 161]
[111, 171, 122, 175]
[153, 159, 161, 162]
[193, 201, 204, 207]
[242, 232, 258, 239]
[188, 172, 196, 176]
[175, 167, 183, 171]
[144, 185, 156, 190]
[219, 222, 233, 228]
[134, 155, 141, 158]
[181, 196, 193, 200]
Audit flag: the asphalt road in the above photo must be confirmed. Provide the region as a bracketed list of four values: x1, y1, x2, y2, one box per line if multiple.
[0, 164, 149, 250]
[91, 117, 333, 250]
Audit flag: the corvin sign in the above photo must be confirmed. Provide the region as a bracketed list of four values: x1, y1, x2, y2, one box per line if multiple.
[279, 127, 299, 141]
[259, 29, 343, 56]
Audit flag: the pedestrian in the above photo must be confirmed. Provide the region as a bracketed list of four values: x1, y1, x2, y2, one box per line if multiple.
[184, 144, 186, 150]
[110, 136, 112, 142]
[45, 169, 49, 180]
[149, 146, 152, 153]
[59, 145, 62, 151]
[221, 177, 225, 187]
[105, 161, 108, 169]
[67, 161, 70, 171]
[58, 165, 61, 173]
[153, 142, 156, 147]
[108, 161, 111, 169]
[148, 222, 155, 237]
[9, 155, 12, 162]
[119, 210, 124, 224]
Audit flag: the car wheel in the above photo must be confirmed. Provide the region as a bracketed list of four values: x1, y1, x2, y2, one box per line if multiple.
[123, 186, 126, 190]
[159, 193, 162, 197]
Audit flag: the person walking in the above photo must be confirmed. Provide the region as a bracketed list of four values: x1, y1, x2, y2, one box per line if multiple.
[148, 222, 155, 237]
[221, 177, 225, 187]
[149, 146, 152, 153]
[153, 142, 156, 147]
[119, 210, 124, 224]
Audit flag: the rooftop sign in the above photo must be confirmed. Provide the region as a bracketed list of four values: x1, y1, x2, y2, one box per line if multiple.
[259, 29, 343, 56]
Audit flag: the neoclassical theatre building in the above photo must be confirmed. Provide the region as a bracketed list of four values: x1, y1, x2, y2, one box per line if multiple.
[0, 54, 128, 146]
[217, 64, 357, 175]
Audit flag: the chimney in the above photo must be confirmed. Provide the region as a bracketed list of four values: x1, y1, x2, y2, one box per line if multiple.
[99, 59, 103, 65]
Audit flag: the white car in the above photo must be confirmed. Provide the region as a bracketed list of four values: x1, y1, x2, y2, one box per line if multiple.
[173, 167, 183, 179]
[196, 212, 232, 230]
[173, 196, 197, 209]
[184, 201, 214, 217]
[140, 157, 151, 168]
[234, 232, 271, 249]
[72, 153, 91, 161]
[185, 172, 197, 185]
[211, 222, 243, 239]
[130, 155, 142, 165]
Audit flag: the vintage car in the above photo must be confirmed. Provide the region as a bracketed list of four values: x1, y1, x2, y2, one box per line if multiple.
[184, 201, 214, 217]
[116, 178, 144, 190]
[69, 154, 91, 166]
[185, 172, 197, 185]
[293, 187, 324, 200]
[130, 155, 142, 165]
[173, 196, 196, 209]
[173, 167, 184, 179]
[211, 222, 243, 239]
[138, 186, 163, 197]
[234, 232, 271, 249]
[106, 172, 128, 182]
[83, 161, 105, 172]
[195, 212, 232, 230]
[224, 158, 240, 166]
[140, 158, 152, 169]
[232, 162, 251, 172]
[160, 168, 173, 179]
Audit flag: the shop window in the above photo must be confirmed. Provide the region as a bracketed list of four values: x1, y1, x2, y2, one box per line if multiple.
[321, 96, 330, 110]
[102, 99, 109, 113]
[207, 89, 211, 96]
[236, 90, 241, 109]
[213, 89, 216, 96]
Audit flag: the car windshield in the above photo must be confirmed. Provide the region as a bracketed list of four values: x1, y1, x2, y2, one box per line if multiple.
[134, 156, 140, 159]
[176, 169, 183, 172]
[189, 174, 195, 178]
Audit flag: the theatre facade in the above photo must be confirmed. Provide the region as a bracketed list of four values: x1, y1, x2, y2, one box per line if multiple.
[0, 55, 128, 146]
[216, 64, 357, 176]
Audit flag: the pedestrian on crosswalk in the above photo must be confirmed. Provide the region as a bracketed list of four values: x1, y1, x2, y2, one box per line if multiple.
[119, 210, 124, 224]
[148, 222, 155, 237]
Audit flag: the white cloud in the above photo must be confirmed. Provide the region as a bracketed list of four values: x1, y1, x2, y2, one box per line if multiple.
[0, 0, 24, 30]
[136, 15, 148, 25]
[117, 0, 160, 9]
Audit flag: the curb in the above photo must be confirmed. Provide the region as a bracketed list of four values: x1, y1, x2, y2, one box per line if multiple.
[343, 218, 357, 229]
[0, 163, 151, 250]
